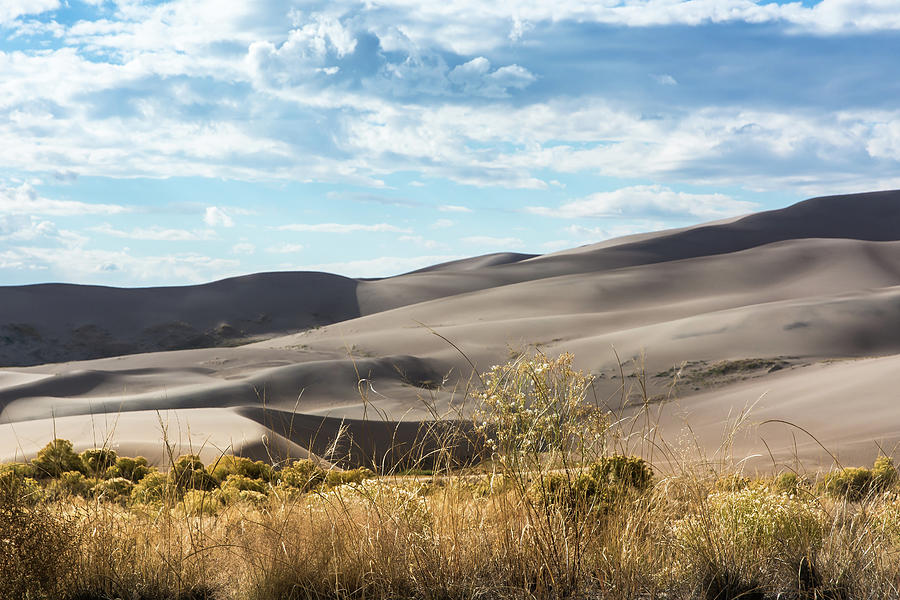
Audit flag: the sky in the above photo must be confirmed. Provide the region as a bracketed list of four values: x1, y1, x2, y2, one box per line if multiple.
[2, 0, 900, 286]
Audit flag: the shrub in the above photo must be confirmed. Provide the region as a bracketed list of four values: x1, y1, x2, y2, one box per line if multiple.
[171, 454, 218, 491]
[535, 455, 653, 516]
[209, 455, 273, 483]
[93, 476, 135, 504]
[325, 467, 375, 487]
[31, 438, 85, 478]
[0, 473, 75, 599]
[80, 447, 118, 477]
[106, 455, 152, 482]
[181, 489, 221, 516]
[0, 461, 36, 479]
[673, 486, 823, 598]
[824, 457, 897, 501]
[0, 469, 42, 506]
[222, 473, 268, 494]
[45, 470, 92, 500]
[277, 459, 326, 492]
[774, 471, 804, 495]
[474, 352, 604, 464]
[130, 471, 174, 504]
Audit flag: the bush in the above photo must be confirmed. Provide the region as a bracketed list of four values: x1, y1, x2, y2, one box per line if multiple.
[824, 456, 897, 501]
[106, 455, 152, 482]
[673, 486, 823, 598]
[535, 455, 653, 516]
[45, 470, 92, 500]
[131, 471, 174, 504]
[0, 473, 75, 599]
[209, 455, 273, 483]
[80, 447, 118, 477]
[0, 461, 36, 479]
[277, 459, 326, 492]
[0, 469, 42, 506]
[222, 473, 268, 494]
[326, 467, 376, 487]
[93, 477, 135, 504]
[181, 489, 221, 516]
[171, 454, 218, 491]
[774, 471, 804, 495]
[31, 438, 85, 478]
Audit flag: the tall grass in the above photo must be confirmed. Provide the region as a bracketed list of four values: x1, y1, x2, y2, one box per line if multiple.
[3, 350, 900, 599]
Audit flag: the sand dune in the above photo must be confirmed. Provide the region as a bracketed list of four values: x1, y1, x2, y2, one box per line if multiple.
[2, 190, 900, 468]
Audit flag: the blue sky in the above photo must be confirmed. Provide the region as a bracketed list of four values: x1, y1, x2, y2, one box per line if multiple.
[2, 0, 900, 285]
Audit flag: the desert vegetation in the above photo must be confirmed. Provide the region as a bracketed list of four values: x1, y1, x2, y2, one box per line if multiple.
[3, 352, 900, 599]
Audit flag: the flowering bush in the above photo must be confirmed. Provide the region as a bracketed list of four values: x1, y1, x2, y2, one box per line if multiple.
[474, 352, 605, 466]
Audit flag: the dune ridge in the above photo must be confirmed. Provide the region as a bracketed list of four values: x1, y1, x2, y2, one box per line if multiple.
[2, 190, 900, 467]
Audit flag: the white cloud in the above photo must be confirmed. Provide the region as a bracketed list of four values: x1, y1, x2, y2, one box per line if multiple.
[267, 243, 304, 254]
[462, 235, 524, 248]
[527, 185, 757, 221]
[0, 0, 58, 24]
[204, 206, 235, 228]
[438, 204, 472, 213]
[276, 222, 412, 233]
[0, 183, 127, 216]
[447, 57, 535, 97]
[231, 242, 256, 255]
[92, 223, 216, 241]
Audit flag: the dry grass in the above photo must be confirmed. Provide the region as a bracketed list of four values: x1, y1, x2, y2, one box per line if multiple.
[4, 351, 900, 600]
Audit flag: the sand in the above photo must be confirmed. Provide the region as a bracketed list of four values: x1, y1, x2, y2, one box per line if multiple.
[2, 190, 899, 470]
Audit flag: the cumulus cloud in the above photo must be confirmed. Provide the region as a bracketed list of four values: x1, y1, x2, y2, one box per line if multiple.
[204, 206, 235, 228]
[527, 185, 757, 221]
[247, 14, 357, 88]
[447, 57, 536, 97]
[0, 0, 58, 24]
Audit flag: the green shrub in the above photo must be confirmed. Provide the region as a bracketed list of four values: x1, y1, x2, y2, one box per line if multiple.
[0, 473, 75, 599]
[80, 447, 118, 477]
[535, 455, 653, 516]
[277, 459, 327, 492]
[130, 471, 174, 504]
[0, 469, 42, 506]
[824, 457, 896, 501]
[774, 471, 804, 495]
[31, 438, 85, 478]
[222, 473, 268, 494]
[93, 477, 135, 504]
[0, 461, 36, 479]
[106, 455, 152, 482]
[673, 486, 823, 598]
[171, 454, 218, 491]
[209, 455, 273, 483]
[181, 489, 221, 516]
[325, 467, 376, 487]
[873, 455, 898, 489]
[45, 470, 92, 500]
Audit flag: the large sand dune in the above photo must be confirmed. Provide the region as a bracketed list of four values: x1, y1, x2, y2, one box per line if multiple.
[2, 190, 900, 470]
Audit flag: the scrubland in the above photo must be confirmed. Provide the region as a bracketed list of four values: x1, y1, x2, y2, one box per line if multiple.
[3, 353, 900, 600]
